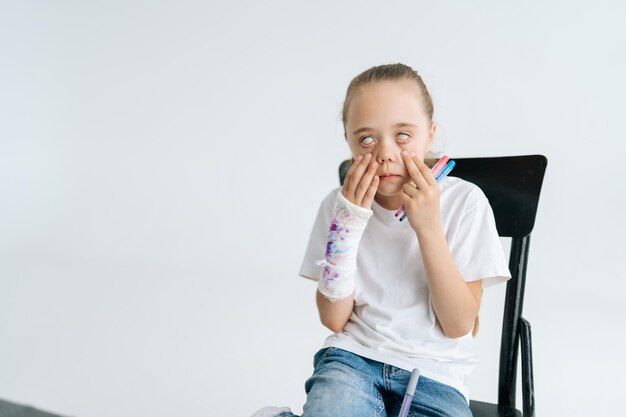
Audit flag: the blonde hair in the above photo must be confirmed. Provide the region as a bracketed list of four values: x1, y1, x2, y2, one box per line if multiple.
[341, 63, 480, 337]
[341, 63, 434, 124]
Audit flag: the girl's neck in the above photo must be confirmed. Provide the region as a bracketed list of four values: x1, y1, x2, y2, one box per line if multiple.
[374, 193, 402, 211]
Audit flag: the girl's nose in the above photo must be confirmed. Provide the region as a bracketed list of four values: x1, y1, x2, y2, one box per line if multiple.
[376, 144, 396, 164]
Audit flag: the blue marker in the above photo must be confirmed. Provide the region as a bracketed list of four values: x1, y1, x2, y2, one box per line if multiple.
[398, 368, 420, 417]
[435, 160, 456, 182]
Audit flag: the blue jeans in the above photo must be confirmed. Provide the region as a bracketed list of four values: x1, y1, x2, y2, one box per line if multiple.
[279, 347, 472, 417]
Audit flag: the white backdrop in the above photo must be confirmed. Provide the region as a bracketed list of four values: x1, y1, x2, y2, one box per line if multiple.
[1, 1, 625, 416]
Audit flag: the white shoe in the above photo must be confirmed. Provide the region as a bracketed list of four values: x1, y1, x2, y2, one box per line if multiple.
[250, 406, 292, 417]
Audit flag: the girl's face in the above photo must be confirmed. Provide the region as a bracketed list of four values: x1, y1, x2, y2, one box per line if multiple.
[344, 79, 437, 202]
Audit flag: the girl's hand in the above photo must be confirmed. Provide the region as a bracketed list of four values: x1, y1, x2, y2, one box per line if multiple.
[342, 153, 379, 209]
[400, 151, 441, 232]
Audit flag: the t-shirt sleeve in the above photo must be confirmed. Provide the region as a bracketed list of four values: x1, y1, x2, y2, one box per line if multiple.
[451, 186, 512, 289]
[298, 190, 336, 281]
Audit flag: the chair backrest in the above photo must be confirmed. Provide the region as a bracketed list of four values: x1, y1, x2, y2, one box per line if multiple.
[338, 154, 547, 410]
[449, 155, 547, 238]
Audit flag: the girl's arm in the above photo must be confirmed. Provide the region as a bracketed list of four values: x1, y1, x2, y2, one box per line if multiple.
[316, 290, 354, 333]
[315, 153, 378, 333]
[416, 225, 482, 338]
[399, 151, 481, 338]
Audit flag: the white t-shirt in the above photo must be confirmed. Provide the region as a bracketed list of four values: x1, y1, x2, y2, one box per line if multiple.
[298, 176, 511, 403]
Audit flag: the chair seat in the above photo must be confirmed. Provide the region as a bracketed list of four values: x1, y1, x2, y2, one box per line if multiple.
[469, 400, 522, 417]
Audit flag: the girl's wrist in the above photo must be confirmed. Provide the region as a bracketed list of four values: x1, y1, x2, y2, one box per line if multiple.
[414, 221, 444, 241]
[337, 191, 373, 220]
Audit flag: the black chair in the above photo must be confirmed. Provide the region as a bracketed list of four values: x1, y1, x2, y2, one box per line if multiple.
[0, 398, 68, 417]
[339, 155, 548, 417]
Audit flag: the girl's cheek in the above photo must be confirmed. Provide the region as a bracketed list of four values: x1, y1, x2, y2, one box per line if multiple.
[399, 162, 408, 176]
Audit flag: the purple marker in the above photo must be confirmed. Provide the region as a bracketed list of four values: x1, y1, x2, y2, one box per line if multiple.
[398, 368, 420, 417]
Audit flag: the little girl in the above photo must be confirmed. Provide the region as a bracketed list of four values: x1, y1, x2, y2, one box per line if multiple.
[253, 63, 511, 417]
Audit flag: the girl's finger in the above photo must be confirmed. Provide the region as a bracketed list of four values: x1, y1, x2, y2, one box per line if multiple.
[354, 159, 378, 204]
[400, 189, 412, 207]
[402, 182, 419, 198]
[342, 155, 361, 191]
[416, 158, 437, 186]
[347, 153, 372, 197]
[402, 151, 428, 190]
[361, 175, 379, 208]
[343, 154, 366, 198]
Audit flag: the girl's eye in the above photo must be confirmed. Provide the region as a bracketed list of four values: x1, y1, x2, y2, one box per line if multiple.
[360, 136, 375, 145]
[398, 133, 411, 142]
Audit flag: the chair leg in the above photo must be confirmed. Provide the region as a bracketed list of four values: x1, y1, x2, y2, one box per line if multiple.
[519, 317, 535, 417]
